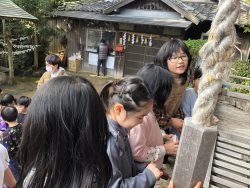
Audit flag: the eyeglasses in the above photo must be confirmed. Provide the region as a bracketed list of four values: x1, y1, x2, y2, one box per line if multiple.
[169, 55, 188, 63]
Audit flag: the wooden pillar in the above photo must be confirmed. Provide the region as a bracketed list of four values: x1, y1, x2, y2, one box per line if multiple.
[2, 19, 5, 37]
[33, 23, 39, 70]
[5, 32, 14, 85]
[114, 53, 124, 79]
[3, 20, 14, 85]
[114, 32, 125, 79]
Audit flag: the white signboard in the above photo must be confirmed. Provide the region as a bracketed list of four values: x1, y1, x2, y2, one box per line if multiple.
[88, 53, 115, 69]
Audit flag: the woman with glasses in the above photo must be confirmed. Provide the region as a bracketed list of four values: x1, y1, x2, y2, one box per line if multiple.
[154, 38, 192, 139]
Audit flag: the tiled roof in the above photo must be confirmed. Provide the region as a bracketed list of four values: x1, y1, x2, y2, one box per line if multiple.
[0, 0, 37, 20]
[58, 0, 126, 13]
[169, 0, 207, 20]
[182, 1, 249, 25]
[179, 1, 216, 21]
[57, 0, 249, 25]
[56, 10, 192, 28]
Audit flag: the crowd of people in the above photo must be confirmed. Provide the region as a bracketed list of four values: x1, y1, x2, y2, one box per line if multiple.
[0, 94, 31, 187]
[0, 38, 207, 187]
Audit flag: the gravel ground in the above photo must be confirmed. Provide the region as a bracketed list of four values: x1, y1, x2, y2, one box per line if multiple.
[1, 71, 113, 98]
[1, 71, 175, 187]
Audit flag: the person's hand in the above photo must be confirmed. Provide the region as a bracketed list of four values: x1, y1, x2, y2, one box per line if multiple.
[164, 140, 179, 155]
[212, 115, 219, 124]
[168, 180, 202, 188]
[4, 168, 16, 188]
[146, 162, 163, 180]
[170, 118, 183, 132]
[163, 134, 174, 141]
[194, 182, 202, 188]
[0, 131, 3, 140]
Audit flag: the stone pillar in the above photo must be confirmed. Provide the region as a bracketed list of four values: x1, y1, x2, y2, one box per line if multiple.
[172, 118, 217, 188]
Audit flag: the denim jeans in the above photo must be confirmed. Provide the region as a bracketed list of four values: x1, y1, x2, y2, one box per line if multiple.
[9, 157, 21, 181]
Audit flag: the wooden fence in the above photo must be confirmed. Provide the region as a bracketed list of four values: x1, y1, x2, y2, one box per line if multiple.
[227, 75, 250, 90]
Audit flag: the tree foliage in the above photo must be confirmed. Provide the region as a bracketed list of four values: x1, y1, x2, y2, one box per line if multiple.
[1, 0, 64, 76]
[241, 22, 250, 33]
[242, 0, 250, 4]
[232, 60, 250, 79]
[184, 39, 207, 59]
[230, 60, 250, 95]
[2, 0, 99, 76]
[184, 39, 207, 70]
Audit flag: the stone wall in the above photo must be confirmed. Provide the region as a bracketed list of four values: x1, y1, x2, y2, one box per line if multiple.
[218, 90, 250, 113]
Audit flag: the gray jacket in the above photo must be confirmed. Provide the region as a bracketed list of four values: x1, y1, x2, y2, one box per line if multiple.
[107, 118, 156, 188]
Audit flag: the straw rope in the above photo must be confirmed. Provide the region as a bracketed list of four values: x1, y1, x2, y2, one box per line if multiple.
[191, 0, 240, 127]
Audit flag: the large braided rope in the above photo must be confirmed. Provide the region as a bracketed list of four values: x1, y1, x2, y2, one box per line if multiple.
[191, 0, 240, 127]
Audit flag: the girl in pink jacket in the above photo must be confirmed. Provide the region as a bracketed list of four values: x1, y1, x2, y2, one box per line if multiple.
[129, 64, 179, 170]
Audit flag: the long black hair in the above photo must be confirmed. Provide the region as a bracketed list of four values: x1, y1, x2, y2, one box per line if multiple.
[17, 76, 112, 188]
[100, 76, 152, 112]
[136, 64, 173, 109]
[154, 38, 192, 85]
[193, 66, 202, 80]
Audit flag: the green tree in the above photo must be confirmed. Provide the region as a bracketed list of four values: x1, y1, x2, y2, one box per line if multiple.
[230, 60, 250, 95]
[2, 0, 63, 76]
[241, 22, 250, 33]
[242, 0, 250, 4]
[184, 39, 207, 70]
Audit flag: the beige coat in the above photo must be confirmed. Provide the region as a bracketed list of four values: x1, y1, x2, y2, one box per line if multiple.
[164, 75, 188, 117]
[37, 69, 67, 88]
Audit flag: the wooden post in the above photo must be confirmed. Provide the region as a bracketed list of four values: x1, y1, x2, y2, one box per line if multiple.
[2, 19, 5, 37]
[3, 20, 14, 85]
[5, 32, 14, 85]
[172, 0, 240, 187]
[114, 32, 125, 79]
[33, 23, 39, 70]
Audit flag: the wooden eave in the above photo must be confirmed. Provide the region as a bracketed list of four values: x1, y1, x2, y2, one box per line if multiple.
[102, 0, 201, 25]
[161, 0, 200, 25]
[55, 11, 192, 28]
[0, 0, 38, 21]
[102, 0, 135, 14]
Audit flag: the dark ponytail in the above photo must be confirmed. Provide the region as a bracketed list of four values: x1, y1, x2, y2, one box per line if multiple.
[136, 64, 173, 109]
[100, 76, 152, 112]
[99, 81, 114, 111]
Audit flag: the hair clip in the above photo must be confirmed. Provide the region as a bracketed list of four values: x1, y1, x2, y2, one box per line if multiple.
[118, 83, 127, 98]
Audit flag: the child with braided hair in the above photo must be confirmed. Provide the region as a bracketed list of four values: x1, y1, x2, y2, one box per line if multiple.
[100, 76, 163, 188]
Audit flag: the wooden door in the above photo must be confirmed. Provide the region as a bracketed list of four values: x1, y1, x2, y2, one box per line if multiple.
[123, 37, 168, 76]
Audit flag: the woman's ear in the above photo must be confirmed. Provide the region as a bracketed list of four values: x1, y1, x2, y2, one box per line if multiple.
[166, 59, 170, 68]
[114, 103, 127, 121]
